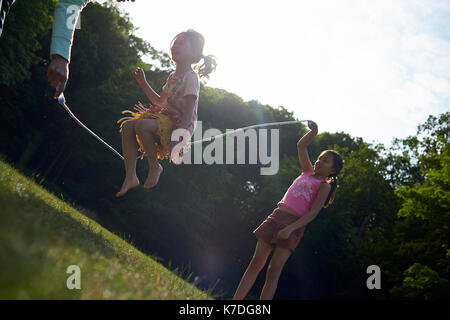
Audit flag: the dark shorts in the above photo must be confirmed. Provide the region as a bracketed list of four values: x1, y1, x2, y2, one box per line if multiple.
[253, 207, 306, 252]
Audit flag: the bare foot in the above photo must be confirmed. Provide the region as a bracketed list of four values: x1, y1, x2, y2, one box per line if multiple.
[116, 176, 140, 197]
[144, 162, 163, 188]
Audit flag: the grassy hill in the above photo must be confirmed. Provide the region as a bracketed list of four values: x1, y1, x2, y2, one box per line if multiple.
[0, 159, 212, 300]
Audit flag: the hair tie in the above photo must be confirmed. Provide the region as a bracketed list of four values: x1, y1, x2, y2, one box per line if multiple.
[328, 174, 338, 184]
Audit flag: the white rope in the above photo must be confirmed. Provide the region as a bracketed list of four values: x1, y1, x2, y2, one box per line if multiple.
[189, 120, 311, 145]
[57, 94, 124, 160]
[57, 93, 311, 160]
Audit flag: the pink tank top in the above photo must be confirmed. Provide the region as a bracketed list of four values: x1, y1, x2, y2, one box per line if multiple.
[277, 171, 326, 216]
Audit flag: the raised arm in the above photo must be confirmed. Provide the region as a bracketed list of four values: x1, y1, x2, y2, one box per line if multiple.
[297, 121, 318, 173]
[133, 67, 161, 105]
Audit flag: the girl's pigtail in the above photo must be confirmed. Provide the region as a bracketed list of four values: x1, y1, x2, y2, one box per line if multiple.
[323, 174, 339, 208]
[321, 150, 343, 208]
[175, 29, 217, 79]
[198, 54, 217, 79]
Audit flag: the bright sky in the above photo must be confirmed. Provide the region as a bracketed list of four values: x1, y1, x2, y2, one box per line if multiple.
[99, 0, 450, 147]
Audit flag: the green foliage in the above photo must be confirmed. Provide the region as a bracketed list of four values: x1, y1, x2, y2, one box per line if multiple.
[382, 113, 450, 299]
[390, 263, 450, 299]
[0, 0, 55, 86]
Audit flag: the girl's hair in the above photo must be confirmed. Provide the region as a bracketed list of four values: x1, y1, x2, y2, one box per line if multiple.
[321, 150, 344, 208]
[170, 29, 217, 79]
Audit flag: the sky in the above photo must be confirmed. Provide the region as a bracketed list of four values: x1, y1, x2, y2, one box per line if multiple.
[99, 0, 450, 147]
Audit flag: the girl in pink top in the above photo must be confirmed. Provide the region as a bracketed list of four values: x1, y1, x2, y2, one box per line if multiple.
[233, 121, 344, 300]
[116, 30, 217, 197]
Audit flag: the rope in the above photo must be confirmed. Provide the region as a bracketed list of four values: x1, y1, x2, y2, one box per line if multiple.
[57, 94, 124, 160]
[57, 93, 311, 160]
[189, 120, 311, 146]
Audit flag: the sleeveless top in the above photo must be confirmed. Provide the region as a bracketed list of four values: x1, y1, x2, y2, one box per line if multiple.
[277, 171, 327, 216]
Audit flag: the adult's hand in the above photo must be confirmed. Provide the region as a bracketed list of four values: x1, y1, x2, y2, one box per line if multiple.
[47, 54, 69, 99]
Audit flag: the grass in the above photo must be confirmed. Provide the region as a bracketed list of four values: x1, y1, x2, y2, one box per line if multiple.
[0, 159, 212, 300]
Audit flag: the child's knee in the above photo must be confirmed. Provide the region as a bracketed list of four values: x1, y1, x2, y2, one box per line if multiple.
[122, 120, 136, 133]
[135, 119, 158, 135]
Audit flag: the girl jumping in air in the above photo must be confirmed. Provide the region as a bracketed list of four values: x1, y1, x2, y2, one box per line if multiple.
[233, 120, 344, 300]
[116, 29, 217, 197]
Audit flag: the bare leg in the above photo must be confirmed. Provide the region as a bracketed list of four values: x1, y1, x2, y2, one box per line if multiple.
[259, 246, 292, 300]
[116, 120, 140, 197]
[233, 240, 273, 300]
[134, 119, 163, 188]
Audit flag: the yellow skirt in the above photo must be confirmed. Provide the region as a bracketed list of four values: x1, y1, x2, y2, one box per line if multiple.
[117, 102, 180, 161]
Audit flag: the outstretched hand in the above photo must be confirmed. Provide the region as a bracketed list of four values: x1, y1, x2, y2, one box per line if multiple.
[134, 67, 147, 86]
[47, 54, 69, 99]
[307, 120, 318, 133]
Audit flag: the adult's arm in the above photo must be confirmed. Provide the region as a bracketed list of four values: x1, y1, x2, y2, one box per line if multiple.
[50, 0, 91, 62]
[47, 0, 91, 98]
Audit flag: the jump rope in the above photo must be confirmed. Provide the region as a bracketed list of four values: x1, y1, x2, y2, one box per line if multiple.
[57, 93, 312, 161]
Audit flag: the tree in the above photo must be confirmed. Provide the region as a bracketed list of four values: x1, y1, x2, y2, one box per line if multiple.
[0, 0, 54, 86]
[388, 113, 450, 299]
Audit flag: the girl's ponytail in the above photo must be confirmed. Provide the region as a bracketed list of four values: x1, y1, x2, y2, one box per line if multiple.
[198, 54, 217, 79]
[323, 174, 338, 208]
[321, 150, 343, 208]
